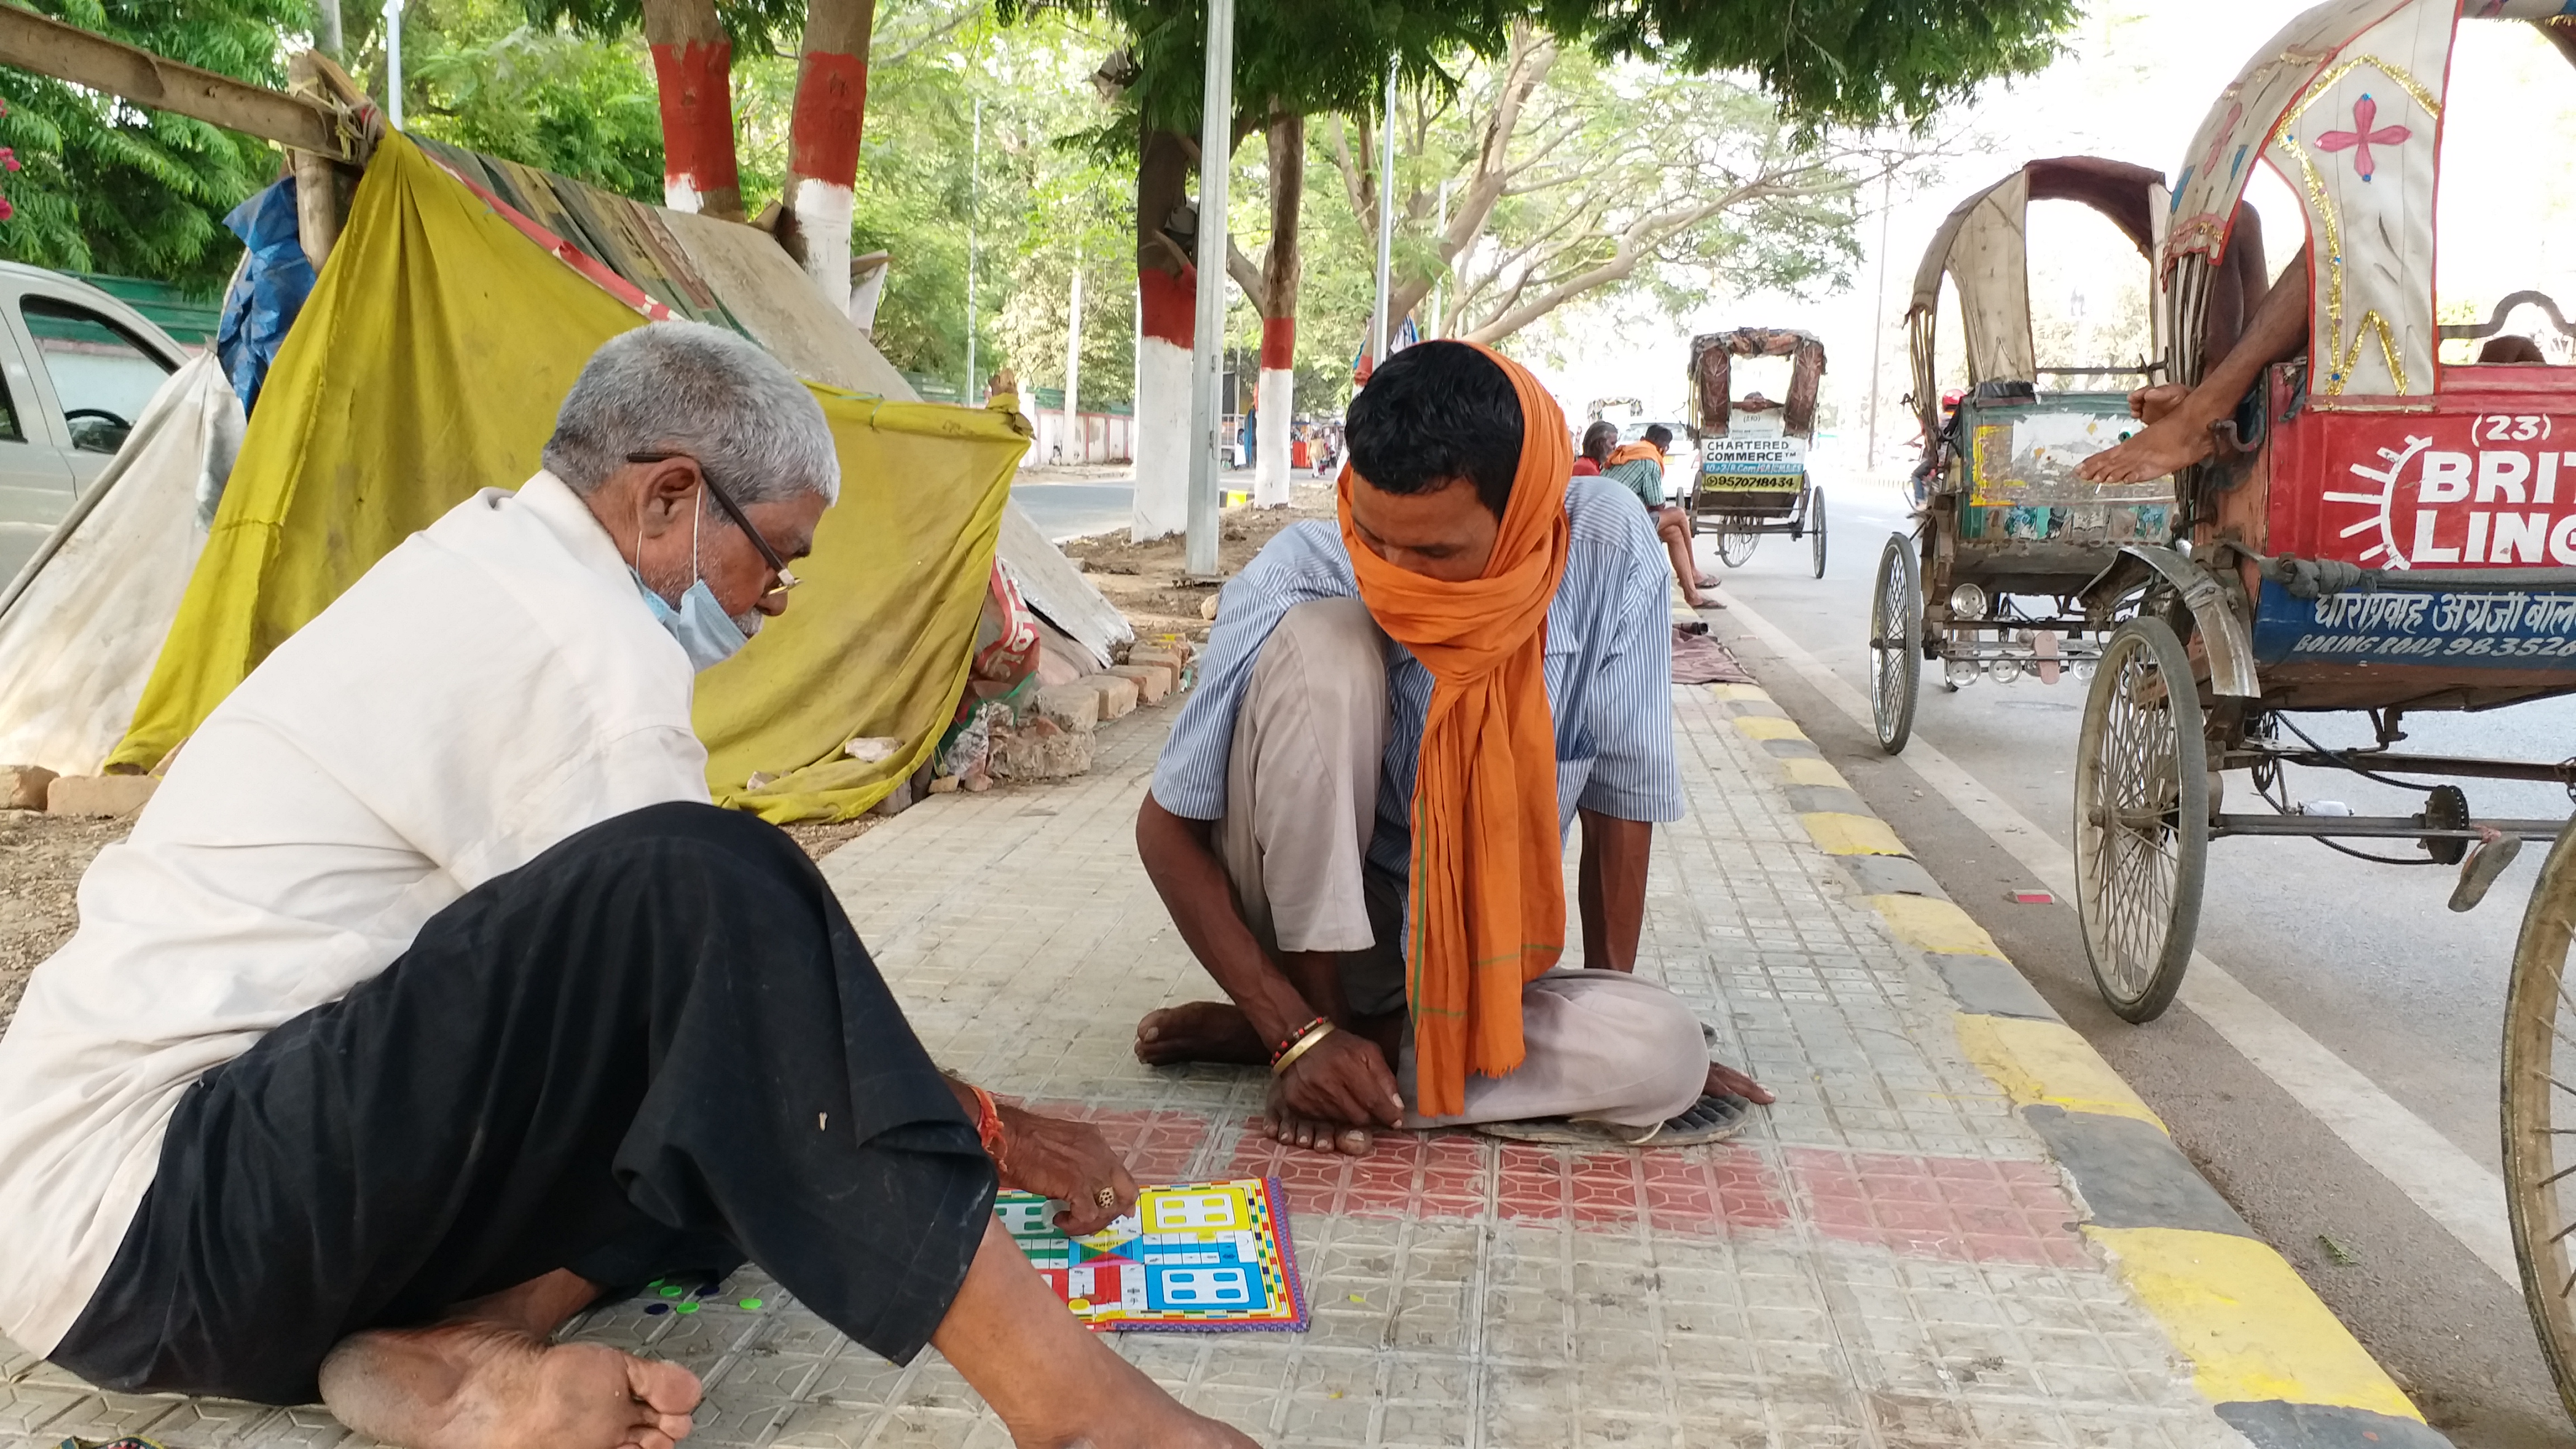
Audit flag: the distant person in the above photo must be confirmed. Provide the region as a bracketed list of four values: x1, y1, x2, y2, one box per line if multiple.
[1133, 340, 1770, 1158]
[1572, 419, 1617, 477]
[1604, 425, 1717, 609]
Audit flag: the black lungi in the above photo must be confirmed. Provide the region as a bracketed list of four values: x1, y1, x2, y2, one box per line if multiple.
[49, 802, 995, 1405]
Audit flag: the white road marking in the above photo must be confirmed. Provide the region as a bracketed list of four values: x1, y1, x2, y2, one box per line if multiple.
[1722, 590, 2521, 1286]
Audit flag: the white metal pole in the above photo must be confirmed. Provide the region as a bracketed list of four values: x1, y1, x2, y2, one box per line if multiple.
[1370, 58, 1396, 367]
[965, 97, 982, 401]
[1864, 171, 1892, 471]
[1063, 234, 1083, 461]
[380, 0, 404, 129]
[1429, 178, 1451, 339]
[1182, 0, 1234, 577]
[317, 0, 343, 59]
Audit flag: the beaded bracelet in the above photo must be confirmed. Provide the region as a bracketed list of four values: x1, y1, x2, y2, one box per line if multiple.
[1269, 1016, 1336, 1076]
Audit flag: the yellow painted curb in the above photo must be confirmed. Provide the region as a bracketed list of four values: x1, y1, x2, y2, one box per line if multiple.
[1707, 683, 1773, 703]
[2087, 1226, 2426, 1422]
[1731, 715, 1807, 742]
[1865, 894, 2006, 959]
[1954, 1013, 2166, 1129]
[1778, 756, 1852, 790]
[1800, 812, 1910, 857]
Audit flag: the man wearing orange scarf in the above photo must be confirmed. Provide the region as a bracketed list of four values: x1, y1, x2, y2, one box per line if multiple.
[1135, 342, 1771, 1156]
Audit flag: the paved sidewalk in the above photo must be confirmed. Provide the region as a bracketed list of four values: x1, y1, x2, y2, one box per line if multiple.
[0, 681, 2428, 1446]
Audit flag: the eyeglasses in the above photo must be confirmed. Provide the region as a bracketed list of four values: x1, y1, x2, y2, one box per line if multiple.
[626, 451, 801, 598]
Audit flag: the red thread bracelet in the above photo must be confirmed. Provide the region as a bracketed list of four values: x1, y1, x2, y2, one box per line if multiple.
[970, 1085, 1008, 1177]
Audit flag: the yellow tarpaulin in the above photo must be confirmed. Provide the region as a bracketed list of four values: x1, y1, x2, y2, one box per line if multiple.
[110, 132, 1024, 822]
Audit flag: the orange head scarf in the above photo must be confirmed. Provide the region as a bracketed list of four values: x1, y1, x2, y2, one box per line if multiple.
[1605, 440, 1664, 468]
[1337, 343, 1571, 1118]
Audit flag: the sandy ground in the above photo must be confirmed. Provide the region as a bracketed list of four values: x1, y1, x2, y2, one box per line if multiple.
[1060, 476, 1336, 640]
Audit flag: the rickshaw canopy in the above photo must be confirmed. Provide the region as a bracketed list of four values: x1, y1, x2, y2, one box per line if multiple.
[2163, 0, 2576, 401]
[1688, 328, 1826, 442]
[1904, 157, 2169, 435]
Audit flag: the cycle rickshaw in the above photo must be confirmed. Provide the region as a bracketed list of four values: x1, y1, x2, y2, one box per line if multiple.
[2026, 0, 2576, 1418]
[1684, 327, 1829, 579]
[1868, 157, 2256, 754]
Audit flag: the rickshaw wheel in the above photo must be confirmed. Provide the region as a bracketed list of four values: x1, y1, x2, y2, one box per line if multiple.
[2073, 617, 2207, 1024]
[1808, 489, 1829, 578]
[1869, 534, 1919, 753]
[2504, 822, 2576, 1424]
[1715, 526, 1759, 567]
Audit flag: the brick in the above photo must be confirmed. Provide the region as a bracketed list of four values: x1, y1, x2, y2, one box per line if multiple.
[990, 720, 1097, 782]
[2, 764, 57, 811]
[1109, 662, 1173, 704]
[48, 774, 157, 817]
[1079, 673, 1139, 721]
[1031, 682, 1101, 734]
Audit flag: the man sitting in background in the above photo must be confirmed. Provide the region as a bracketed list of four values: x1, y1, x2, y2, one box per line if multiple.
[0, 322, 1251, 1449]
[1604, 423, 1717, 609]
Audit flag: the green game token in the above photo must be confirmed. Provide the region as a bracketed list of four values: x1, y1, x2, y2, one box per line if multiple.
[675, 1302, 699, 1314]
[659, 1285, 683, 1297]
[740, 1298, 764, 1310]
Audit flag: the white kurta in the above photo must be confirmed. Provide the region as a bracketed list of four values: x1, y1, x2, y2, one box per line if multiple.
[0, 472, 711, 1353]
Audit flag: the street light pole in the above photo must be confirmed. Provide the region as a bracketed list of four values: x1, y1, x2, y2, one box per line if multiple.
[965, 96, 982, 402]
[1368, 57, 1396, 367]
[1182, 0, 1233, 577]
[380, 0, 404, 129]
[1864, 170, 1893, 472]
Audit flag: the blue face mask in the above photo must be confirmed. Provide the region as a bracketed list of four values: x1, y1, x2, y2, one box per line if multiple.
[633, 496, 750, 673]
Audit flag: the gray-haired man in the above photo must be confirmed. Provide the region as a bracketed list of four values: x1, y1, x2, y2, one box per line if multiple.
[0, 324, 1251, 1449]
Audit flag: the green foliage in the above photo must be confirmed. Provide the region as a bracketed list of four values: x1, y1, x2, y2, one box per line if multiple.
[524, 0, 809, 58]
[400, 0, 668, 201]
[0, 0, 307, 296]
[1542, 0, 2079, 131]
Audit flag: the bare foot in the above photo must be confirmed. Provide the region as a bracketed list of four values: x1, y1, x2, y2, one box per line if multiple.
[320, 1319, 700, 1449]
[1257, 1104, 1375, 1157]
[1707, 1059, 1774, 1106]
[1134, 1001, 1267, 1067]
[2076, 409, 2211, 484]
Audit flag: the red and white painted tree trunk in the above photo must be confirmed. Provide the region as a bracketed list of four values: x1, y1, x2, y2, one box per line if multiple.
[641, 0, 742, 221]
[1132, 128, 1195, 541]
[779, 0, 875, 312]
[1252, 111, 1303, 508]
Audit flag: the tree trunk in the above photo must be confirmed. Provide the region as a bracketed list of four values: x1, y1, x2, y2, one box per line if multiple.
[1252, 110, 1301, 508]
[777, 0, 875, 310]
[1132, 126, 1195, 540]
[641, 0, 742, 220]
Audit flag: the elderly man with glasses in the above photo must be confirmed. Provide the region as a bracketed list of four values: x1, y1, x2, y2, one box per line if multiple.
[0, 323, 1253, 1449]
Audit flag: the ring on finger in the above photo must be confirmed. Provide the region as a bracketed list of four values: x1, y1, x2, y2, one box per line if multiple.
[1094, 1186, 1117, 1209]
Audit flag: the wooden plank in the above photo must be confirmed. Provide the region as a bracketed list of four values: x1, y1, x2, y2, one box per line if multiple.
[0, 7, 348, 158]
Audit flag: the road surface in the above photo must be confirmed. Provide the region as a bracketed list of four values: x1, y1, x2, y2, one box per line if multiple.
[1703, 475, 2576, 1446]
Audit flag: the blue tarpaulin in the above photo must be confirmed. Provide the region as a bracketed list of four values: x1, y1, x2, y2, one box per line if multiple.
[214, 178, 317, 420]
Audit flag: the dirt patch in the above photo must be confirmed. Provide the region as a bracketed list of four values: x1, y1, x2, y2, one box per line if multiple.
[782, 814, 882, 859]
[0, 811, 130, 1030]
[1059, 477, 1338, 640]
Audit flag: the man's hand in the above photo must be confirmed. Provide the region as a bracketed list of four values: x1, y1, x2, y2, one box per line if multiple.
[993, 1104, 1139, 1235]
[1260, 1029, 1403, 1156]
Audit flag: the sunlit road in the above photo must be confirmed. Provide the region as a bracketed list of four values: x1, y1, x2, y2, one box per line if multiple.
[1704, 475, 2576, 1445]
[1010, 480, 1134, 542]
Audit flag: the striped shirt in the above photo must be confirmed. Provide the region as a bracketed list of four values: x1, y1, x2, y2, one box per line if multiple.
[1153, 475, 1683, 892]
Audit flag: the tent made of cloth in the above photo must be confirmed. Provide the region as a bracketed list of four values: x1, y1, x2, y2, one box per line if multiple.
[107, 131, 1026, 823]
[0, 354, 243, 776]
